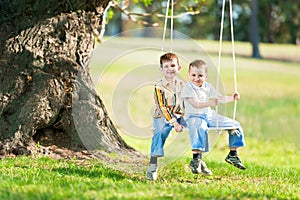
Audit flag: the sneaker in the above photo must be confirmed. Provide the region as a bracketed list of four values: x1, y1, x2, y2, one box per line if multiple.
[225, 154, 246, 170]
[189, 158, 212, 175]
[146, 164, 158, 181]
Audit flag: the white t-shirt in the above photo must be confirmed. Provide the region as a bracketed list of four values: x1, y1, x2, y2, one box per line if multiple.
[181, 82, 220, 115]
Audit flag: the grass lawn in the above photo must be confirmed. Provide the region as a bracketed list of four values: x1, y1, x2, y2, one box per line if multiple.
[1, 37, 299, 199]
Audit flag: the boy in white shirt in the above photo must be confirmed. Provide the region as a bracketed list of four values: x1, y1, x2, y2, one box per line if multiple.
[181, 59, 246, 175]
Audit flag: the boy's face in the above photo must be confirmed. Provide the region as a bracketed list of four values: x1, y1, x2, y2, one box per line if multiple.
[160, 59, 181, 80]
[188, 66, 208, 87]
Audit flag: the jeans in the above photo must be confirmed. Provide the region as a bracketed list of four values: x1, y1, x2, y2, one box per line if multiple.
[187, 112, 246, 152]
[150, 117, 186, 157]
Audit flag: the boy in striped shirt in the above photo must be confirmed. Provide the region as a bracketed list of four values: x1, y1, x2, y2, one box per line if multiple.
[146, 52, 186, 181]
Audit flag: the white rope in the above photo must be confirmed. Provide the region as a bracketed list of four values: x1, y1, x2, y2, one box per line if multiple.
[161, 0, 174, 53]
[215, 0, 226, 129]
[229, 0, 238, 121]
[161, 0, 170, 53]
[170, 0, 174, 52]
[159, 0, 171, 81]
[160, 0, 174, 81]
[215, 0, 238, 129]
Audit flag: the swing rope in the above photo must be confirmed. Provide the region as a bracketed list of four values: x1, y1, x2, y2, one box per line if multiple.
[215, 0, 226, 129]
[160, 0, 238, 130]
[229, 0, 238, 121]
[215, 0, 238, 129]
[159, 0, 174, 81]
[161, 0, 174, 53]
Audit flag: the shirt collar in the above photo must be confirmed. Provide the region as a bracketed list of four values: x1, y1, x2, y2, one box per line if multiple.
[161, 76, 183, 87]
[190, 81, 207, 89]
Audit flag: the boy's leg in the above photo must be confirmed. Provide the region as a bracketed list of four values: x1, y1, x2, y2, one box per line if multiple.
[187, 116, 212, 175]
[146, 159, 159, 181]
[225, 148, 246, 170]
[189, 149, 212, 175]
[146, 118, 172, 181]
[225, 120, 246, 169]
[208, 113, 246, 170]
[187, 116, 210, 152]
[150, 118, 173, 157]
[225, 128, 246, 169]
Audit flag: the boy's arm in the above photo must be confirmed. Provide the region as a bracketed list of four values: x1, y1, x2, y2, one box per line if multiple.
[154, 87, 177, 124]
[185, 97, 219, 108]
[219, 92, 240, 103]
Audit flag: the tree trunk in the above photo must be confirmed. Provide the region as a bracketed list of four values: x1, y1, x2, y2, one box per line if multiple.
[250, 0, 262, 58]
[0, 0, 134, 158]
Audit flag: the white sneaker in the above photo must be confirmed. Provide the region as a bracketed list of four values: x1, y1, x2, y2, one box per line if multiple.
[189, 158, 212, 176]
[200, 160, 213, 175]
[146, 164, 158, 181]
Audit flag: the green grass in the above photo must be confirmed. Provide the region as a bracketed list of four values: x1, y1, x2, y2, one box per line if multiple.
[0, 154, 299, 199]
[1, 38, 300, 199]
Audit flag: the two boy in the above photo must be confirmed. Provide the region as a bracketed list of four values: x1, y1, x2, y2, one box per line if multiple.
[146, 53, 246, 181]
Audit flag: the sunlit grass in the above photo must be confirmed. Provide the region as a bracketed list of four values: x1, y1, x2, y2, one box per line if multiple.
[1, 38, 299, 199]
[0, 155, 299, 199]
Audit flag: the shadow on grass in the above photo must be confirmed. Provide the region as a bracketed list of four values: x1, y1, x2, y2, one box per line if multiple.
[52, 165, 127, 181]
[1, 157, 299, 199]
[159, 159, 299, 188]
[153, 160, 300, 199]
[6, 156, 129, 181]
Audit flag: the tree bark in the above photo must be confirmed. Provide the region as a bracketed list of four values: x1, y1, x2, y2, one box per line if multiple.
[250, 0, 262, 59]
[0, 0, 133, 158]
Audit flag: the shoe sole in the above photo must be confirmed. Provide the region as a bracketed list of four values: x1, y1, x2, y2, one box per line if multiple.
[225, 159, 246, 170]
[201, 171, 213, 176]
[146, 177, 156, 181]
[146, 176, 157, 181]
[189, 166, 213, 175]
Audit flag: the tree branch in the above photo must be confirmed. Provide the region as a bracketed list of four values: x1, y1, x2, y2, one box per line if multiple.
[95, 0, 204, 42]
[111, 0, 202, 26]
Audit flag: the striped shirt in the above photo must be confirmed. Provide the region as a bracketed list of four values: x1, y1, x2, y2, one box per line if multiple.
[153, 77, 185, 124]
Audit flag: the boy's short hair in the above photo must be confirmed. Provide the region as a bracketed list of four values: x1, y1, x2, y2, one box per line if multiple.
[189, 59, 207, 73]
[160, 53, 179, 68]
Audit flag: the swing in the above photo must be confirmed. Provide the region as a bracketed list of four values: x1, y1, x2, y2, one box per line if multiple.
[210, 0, 239, 132]
[161, 0, 239, 133]
[208, 0, 239, 132]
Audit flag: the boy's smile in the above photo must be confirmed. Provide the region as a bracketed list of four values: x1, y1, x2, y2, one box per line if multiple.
[188, 66, 207, 87]
[160, 60, 181, 81]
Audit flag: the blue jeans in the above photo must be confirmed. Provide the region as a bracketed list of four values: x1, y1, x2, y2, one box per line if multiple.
[187, 112, 246, 152]
[150, 117, 186, 157]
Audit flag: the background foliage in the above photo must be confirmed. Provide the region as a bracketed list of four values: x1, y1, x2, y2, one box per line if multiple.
[106, 0, 300, 44]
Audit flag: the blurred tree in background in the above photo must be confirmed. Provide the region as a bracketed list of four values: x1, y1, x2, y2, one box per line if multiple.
[105, 0, 300, 58]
